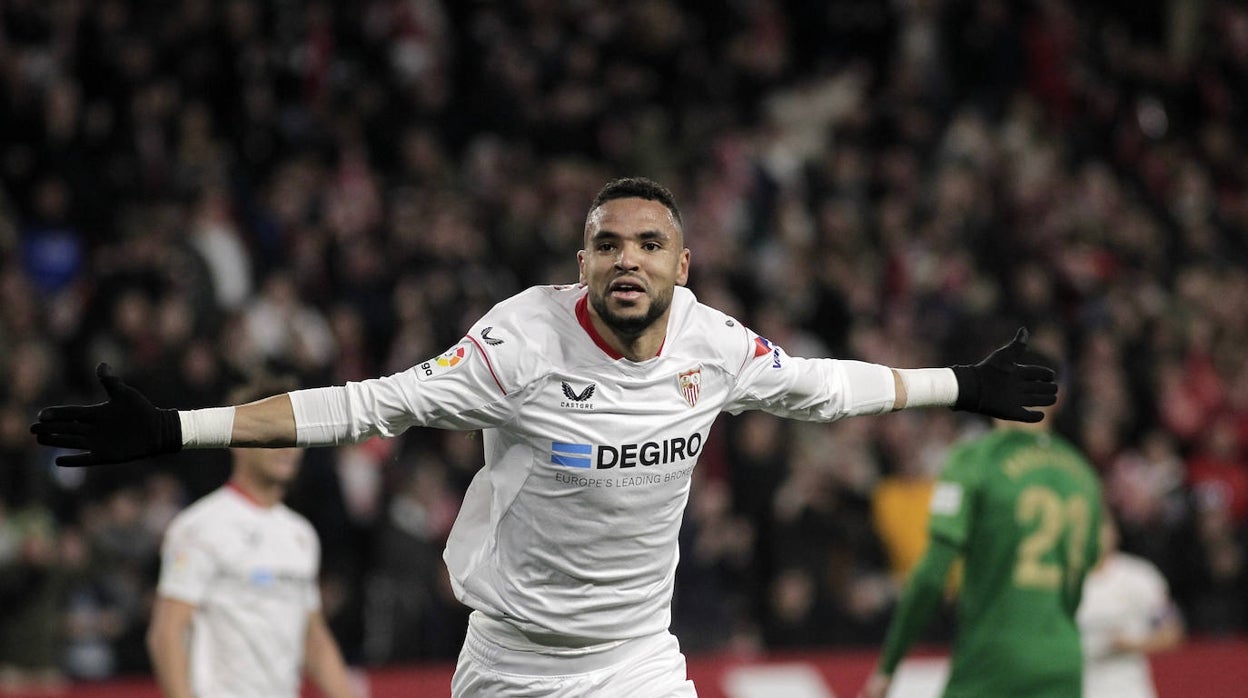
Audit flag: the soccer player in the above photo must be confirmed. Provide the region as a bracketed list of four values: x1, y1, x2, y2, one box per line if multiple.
[34, 177, 1057, 697]
[146, 381, 359, 698]
[859, 376, 1102, 698]
[1078, 512, 1184, 698]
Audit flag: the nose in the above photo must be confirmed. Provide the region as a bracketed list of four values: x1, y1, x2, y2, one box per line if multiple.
[615, 243, 641, 271]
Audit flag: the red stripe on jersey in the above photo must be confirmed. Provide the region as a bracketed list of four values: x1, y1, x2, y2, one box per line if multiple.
[226, 480, 267, 508]
[467, 334, 507, 395]
[575, 294, 623, 359]
[575, 292, 665, 359]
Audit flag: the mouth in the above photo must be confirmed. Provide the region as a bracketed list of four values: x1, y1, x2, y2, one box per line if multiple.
[608, 279, 647, 302]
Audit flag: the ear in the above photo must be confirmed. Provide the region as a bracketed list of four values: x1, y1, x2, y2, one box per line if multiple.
[577, 249, 586, 284]
[675, 248, 690, 286]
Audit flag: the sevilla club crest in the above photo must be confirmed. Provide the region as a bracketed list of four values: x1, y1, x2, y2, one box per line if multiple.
[677, 368, 701, 407]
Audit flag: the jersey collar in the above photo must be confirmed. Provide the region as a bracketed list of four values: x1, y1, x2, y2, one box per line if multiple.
[575, 292, 665, 360]
[226, 480, 272, 509]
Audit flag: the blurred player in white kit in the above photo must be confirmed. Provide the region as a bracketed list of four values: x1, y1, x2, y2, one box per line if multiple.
[35, 178, 1058, 697]
[1077, 512, 1184, 698]
[146, 380, 360, 698]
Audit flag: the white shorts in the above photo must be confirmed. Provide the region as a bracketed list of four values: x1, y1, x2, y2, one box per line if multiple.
[452, 613, 698, 697]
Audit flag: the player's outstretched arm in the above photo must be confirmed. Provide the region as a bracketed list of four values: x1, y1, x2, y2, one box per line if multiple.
[31, 363, 298, 467]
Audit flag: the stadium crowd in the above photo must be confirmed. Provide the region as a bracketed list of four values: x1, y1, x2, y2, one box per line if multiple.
[1, 0, 1246, 685]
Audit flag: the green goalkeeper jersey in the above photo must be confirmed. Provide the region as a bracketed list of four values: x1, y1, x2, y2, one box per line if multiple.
[931, 428, 1102, 697]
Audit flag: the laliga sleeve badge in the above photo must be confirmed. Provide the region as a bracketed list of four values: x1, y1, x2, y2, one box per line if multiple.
[417, 343, 472, 381]
[930, 482, 964, 515]
[677, 368, 701, 407]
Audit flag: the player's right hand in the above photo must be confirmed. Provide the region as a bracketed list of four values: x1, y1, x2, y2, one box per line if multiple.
[30, 363, 183, 467]
[950, 327, 1057, 423]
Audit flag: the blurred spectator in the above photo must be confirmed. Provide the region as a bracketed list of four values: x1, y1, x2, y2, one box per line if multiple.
[244, 270, 337, 375]
[767, 427, 889, 647]
[0, 499, 69, 693]
[85, 487, 160, 674]
[870, 411, 959, 583]
[363, 457, 463, 663]
[672, 475, 758, 654]
[1172, 486, 1248, 635]
[1106, 428, 1189, 575]
[20, 175, 84, 297]
[1185, 414, 1248, 527]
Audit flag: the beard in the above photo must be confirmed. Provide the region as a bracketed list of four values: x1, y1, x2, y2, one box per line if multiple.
[589, 287, 672, 338]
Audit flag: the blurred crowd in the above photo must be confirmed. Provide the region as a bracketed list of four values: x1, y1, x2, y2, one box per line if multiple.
[2, 0, 1247, 688]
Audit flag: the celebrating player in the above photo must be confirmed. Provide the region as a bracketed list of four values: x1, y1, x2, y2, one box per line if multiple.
[859, 364, 1101, 698]
[35, 177, 1056, 697]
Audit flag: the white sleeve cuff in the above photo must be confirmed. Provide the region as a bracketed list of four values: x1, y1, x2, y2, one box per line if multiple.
[837, 360, 898, 416]
[288, 386, 354, 446]
[895, 367, 959, 408]
[179, 407, 236, 448]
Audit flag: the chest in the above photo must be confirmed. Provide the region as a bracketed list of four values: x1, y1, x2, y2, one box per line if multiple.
[532, 359, 719, 419]
[209, 518, 317, 593]
[521, 363, 722, 457]
[1080, 566, 1154, 627]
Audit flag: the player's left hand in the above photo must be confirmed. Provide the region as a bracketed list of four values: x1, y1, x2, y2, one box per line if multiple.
[950, 327, 1057, 423]
[30, 362, 183, 466]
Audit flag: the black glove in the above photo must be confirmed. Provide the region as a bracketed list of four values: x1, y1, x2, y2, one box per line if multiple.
[30, 363, 182, 466]
[950, 328, 1057, 423]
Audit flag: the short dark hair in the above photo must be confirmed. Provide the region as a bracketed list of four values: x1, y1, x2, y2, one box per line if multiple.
[589, 177, 682, 226]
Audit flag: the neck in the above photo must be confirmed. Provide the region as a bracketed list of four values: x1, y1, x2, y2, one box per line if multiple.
[590, 314, 667, 361]
[576, 294, 669, 362]
[228, 474, 285, 508]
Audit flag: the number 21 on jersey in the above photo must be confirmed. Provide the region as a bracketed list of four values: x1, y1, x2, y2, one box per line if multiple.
[1013, 486, 1092, 591]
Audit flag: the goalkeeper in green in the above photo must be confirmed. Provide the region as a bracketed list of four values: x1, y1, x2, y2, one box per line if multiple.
[861, 371, 1102, 698]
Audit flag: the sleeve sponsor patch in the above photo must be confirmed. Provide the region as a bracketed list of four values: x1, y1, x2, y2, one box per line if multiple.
[751, 335, 783, 368]
[416, 342, 473, 381]
[930, 482, 963, 515]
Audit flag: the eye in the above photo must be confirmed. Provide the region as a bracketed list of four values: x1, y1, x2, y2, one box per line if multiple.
[596, 242, 615, 252]
[642, 241, 662, 251]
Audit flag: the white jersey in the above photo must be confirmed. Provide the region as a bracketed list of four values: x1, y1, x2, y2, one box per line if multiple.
[157, 485, 321, 698]
[1077, 552, 1172, 698]
[289, 284, 895, 643]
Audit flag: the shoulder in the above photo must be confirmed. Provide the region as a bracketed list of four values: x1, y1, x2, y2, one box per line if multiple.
[454, 285, 577, 388]
[937, 430, 1001, 490]
[945, 430, 996, 469]
[276, 503, 316, 531]
[276, 505, 320, 543]
[667, 287, 756, 370]
[465, 285, 575, 351]
[1048, 434, 1102, 489]
[485, 285, 573, 317]
[164, 490, 231, 543]
[1113, 553, 1168, 589]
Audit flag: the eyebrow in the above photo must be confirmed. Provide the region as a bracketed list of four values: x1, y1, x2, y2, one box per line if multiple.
[589, 229, 669, 242]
